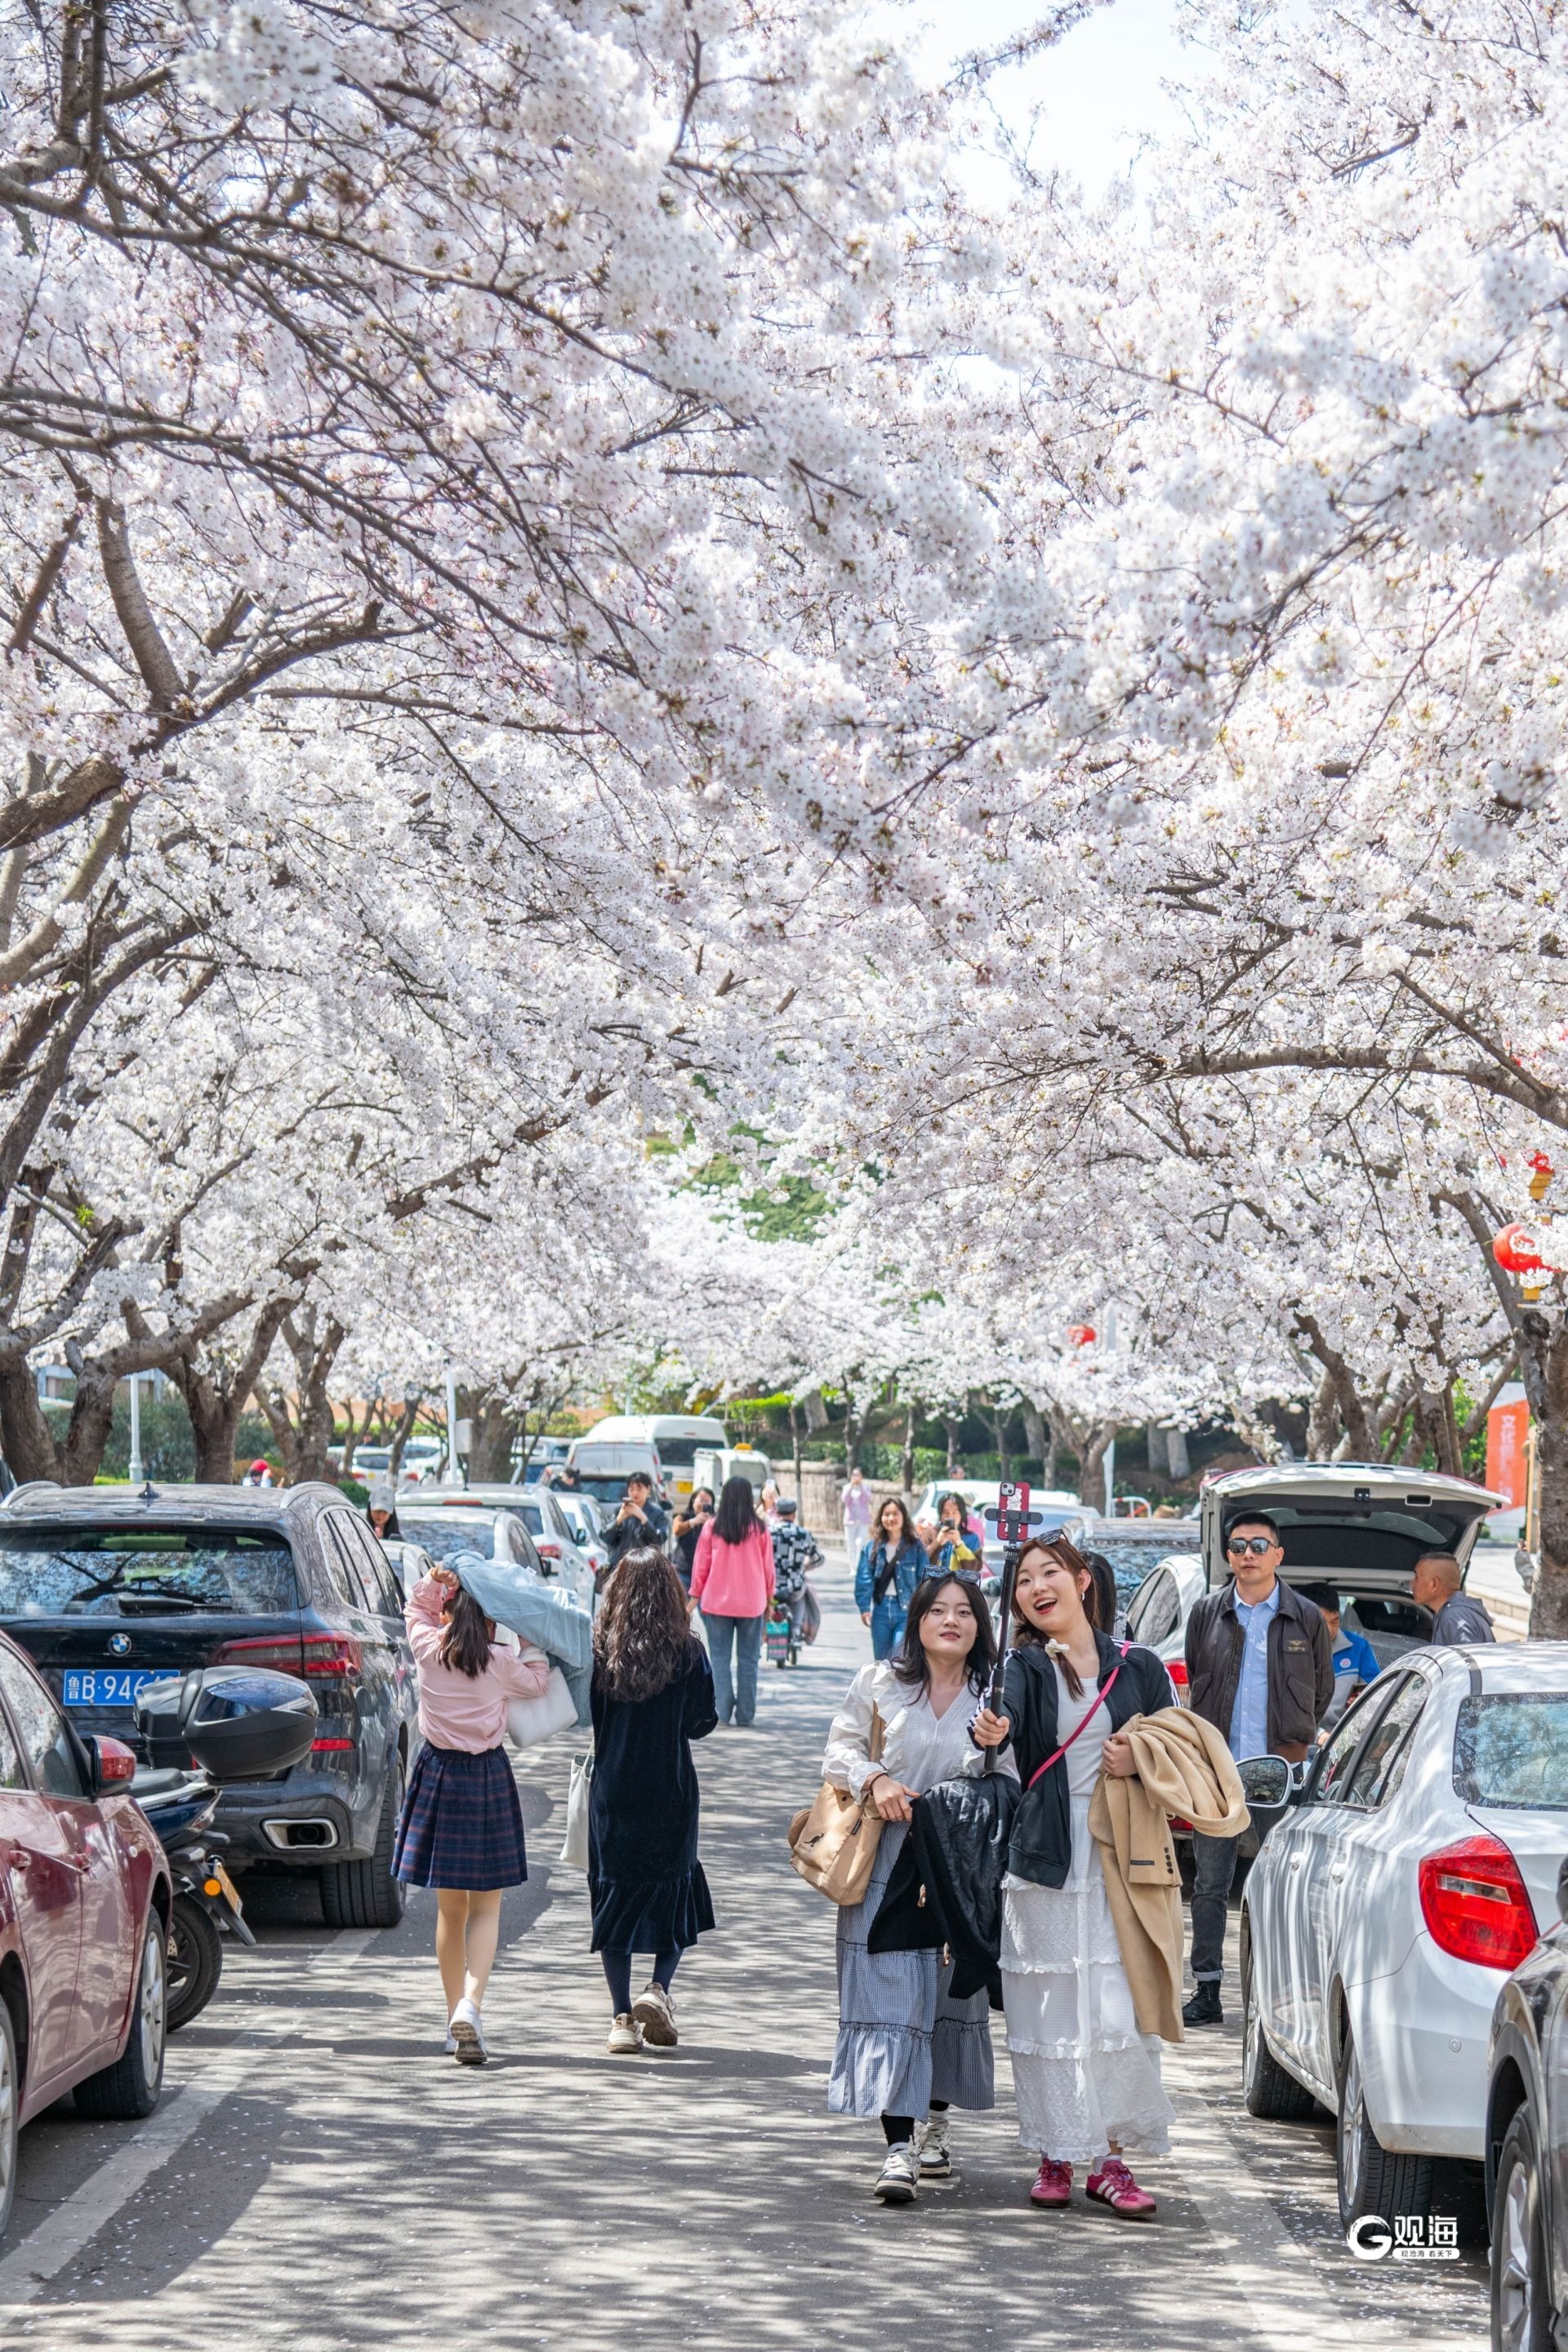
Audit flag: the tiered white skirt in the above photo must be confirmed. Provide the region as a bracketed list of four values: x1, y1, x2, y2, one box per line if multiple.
[1000, 1793, 1174, 2163]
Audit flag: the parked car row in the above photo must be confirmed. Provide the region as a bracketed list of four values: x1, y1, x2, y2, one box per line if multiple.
[1126, 1463, 1565, 2349]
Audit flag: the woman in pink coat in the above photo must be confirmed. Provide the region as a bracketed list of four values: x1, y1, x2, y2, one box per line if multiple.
[689, 1476, 775, 1726]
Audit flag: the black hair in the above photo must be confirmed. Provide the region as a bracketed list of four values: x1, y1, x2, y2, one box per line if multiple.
[439, 1582, 494, 1678]
[1296, 1582, 1341, 1614]
[1082, 1550, 1119, 1642]
[934, 1490, 969, 1526]
[1226, 1510, 1281, 1544]
[893, 1570, 997, 1695]
[1013, 1534, 1098, 1697]
[714, 1475, 761, 1546]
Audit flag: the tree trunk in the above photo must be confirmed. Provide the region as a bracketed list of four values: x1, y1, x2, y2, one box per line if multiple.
[840, 1377, 862, 1472]
[803, 1387, 828, 1434]
[1020, 1397, 1048, 1469]
[1512, 1309, 1568, 1637]
[1294, 1313, 1377, 1459]
[942, 1410, 960, 1477]
[791, 1401, 803, 1507]
[1075, 1421, 1116, 1512]
[1145, 1423, 1169, 1478]
[1414, 1384, 1463, 1478]
[1166, 1426, 1191, 1480]
[1305, 1366, 1338, 1459]
[466, 1392, 519, 1481]
[900, 1400, 916, 1495]
[0, 1352, 72, 1481]
[388, 1395, 422, 1475]
[169, 1298, 292, 1482]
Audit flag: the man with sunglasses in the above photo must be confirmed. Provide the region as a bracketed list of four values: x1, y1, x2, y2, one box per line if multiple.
[1180, 1511, 1333, 2025]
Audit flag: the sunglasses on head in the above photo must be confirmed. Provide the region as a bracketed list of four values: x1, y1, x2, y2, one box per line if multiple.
[1227, 1535, 1276, 1557]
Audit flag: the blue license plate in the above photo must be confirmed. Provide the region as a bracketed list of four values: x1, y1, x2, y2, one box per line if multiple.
[60, 1668, 164, 1708]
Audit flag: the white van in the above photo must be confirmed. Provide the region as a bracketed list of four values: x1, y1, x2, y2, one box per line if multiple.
[565, 1438, 665, 1510]
[693, 1446, 771, 1502]
[578, 1414, 728, 1504]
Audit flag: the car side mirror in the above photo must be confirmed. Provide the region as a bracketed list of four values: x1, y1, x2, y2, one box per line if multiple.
[1236, 1754, 1292, 1809]
[1558, 1855, 1568, 1927]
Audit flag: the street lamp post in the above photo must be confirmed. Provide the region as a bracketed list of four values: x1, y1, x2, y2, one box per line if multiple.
[1102, 1303, 1119, 1518]
[444, 1357, 461, 1487]
[127, 1372, 144, 1487]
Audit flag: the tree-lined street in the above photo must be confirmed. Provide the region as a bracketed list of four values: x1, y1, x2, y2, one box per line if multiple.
[0, 1557, 1486, 2351]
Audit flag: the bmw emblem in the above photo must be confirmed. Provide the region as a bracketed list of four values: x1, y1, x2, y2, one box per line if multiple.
[109, 1633, 132, 1657]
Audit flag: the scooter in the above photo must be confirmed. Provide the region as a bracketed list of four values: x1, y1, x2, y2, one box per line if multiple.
[767, 1522, 823, 1667]
[131, 1768, 256, 2031]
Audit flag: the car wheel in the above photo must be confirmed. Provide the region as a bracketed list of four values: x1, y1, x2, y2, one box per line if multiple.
[166, 1895, 224, 2033]
[1492, 2107, 1551, 2352]
[0, 1998, 18, 2248]
[1241, 1923, 1316, 2121]
[74, 1911, 167, 2121]
[1335, 2017, 1432, 2231]
[319, 1760, 406, 1931]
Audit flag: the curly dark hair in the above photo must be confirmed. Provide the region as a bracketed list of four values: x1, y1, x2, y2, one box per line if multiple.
[593, 1545, 693, 1702]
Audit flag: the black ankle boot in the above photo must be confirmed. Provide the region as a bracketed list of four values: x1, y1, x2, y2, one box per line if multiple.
[1183, 1982, 1223, 2026]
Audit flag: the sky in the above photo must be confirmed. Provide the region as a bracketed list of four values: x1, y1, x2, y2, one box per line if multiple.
[901, 0, 1191, 198]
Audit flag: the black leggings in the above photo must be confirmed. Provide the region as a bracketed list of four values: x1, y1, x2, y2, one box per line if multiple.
[602, 1947, 680, 2015]
[881, 2100, 947, 2145]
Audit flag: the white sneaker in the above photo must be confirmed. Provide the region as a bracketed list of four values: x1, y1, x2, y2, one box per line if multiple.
[607, 2013, 644, 2054]
[874, 2143, 919, 2205]
[443, 2029, 457, 2056]
[631, 1982, 678, 2047]
[449, 1997, 487, 2065]
[916, 2118, 952, 2178]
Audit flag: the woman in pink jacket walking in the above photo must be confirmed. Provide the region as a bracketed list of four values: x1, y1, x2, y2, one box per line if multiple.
[393, 1565, 551, 2064]
[689, 1477, 775, 1726]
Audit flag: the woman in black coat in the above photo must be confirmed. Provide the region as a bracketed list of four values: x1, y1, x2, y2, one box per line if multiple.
[589, 1544, 718, 2053]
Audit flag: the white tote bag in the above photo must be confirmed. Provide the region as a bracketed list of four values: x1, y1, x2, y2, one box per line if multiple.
[559, 1753, 593, 1869]
[506, 1666, 578, 1752]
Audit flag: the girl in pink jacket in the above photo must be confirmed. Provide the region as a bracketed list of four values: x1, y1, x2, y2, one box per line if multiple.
[690, 1477, 776, 1726]
[393, 1566, 550, 2063]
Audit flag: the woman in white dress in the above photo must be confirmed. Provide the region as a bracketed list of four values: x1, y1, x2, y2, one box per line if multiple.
[973, 1534, 1178, 2217]
[824, 1571, 1016, 2206]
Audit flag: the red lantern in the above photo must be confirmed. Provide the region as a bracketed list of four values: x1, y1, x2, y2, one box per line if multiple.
[1494, 1223, 1548, 1275]
[1067, 1323, 1097, 1348]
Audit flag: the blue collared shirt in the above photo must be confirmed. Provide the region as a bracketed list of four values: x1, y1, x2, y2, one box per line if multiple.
[1227, 1580, 1281, 1758]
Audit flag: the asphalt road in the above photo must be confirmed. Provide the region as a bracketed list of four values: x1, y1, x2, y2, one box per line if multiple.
[0, 1550, 1490, 2350]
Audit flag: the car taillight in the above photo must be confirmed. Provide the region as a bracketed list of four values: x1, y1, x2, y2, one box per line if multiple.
[1166, 1660, 1188, 1686]
[1419, 1835, 1539, 1970]
[311, 1737, 354, 1752]
[209, 1635, 305, 1673]
[299, 1634, 361, 1678]
[537, 1542, 562, 1561]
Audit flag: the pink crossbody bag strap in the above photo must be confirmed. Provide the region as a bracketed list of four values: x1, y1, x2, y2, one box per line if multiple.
[1025, 1642, 1131, 1792]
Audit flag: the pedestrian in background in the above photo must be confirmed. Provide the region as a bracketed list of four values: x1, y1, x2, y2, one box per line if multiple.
[971, 1534, 1178, 2217]
[589, 1545, 718, 2052]
[1179, 1512, 1331, 2025]
[1297, 1583, 1379, 1728]
[670, 1486, 715, 1592]
[841, 1465, 873, 1562]
[690, 1476, 775, 1726]
[760, 1479, 782, 1527]
[604, 1470, 669, 1573]
[855, 1497, 926, 1659]
[825, 1571, 1009, 2203]
[1412, 1550, 1495, 1645]
[365, 1475, 402, 1541]
[920, 1491, 980, 1577]
[394, 1564, 552, 2065]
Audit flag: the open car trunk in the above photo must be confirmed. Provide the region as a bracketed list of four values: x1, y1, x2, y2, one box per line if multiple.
[1200, 1464, 1505, 1668]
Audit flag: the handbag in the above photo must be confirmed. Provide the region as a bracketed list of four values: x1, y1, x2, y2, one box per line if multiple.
[788, 1707, 885, 1904]
[559, 1753, 593, 1869]
[506, 1665, 578, 1752]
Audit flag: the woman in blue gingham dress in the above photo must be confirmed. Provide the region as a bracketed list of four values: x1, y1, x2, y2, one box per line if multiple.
[394, 1566, 551, 2063]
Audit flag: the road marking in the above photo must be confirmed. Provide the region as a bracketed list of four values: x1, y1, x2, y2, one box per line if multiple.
[0, 1929, 377, 2306]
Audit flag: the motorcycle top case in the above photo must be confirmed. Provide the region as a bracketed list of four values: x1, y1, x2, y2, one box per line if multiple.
[136, 1666, 318, 1780]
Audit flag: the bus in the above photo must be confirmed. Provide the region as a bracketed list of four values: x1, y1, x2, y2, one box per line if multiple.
[576, 1414, 729, 1504]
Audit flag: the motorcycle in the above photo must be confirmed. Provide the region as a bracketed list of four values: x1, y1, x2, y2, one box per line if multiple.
[128, 1662, 321, 2030]
[131, 1768, 256, 2031]
[767, 1522, 823, 1667]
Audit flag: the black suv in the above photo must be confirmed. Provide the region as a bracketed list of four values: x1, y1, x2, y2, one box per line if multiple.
[0, 1481, 419, 1928]
[1486, 1855, 1568, 2352]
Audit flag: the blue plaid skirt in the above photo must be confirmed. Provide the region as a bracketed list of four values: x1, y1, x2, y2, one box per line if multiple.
[393, 1741, 528, 1891]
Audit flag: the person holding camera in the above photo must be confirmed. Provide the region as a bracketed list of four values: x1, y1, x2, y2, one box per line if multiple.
[670, 1487, 715, 1592]
[604, 1472, 670, 1575]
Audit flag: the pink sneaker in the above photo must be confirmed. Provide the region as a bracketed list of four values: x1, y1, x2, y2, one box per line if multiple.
[1029, 2158, 1072, 2207]
[1085, 2157, 1156, 2218]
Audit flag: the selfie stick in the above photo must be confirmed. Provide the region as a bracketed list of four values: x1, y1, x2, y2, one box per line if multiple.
[982, 1481, 1040, 1717]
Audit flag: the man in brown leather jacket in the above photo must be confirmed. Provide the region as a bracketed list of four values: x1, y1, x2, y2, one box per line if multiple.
[1180, 1511, 1333, 2025]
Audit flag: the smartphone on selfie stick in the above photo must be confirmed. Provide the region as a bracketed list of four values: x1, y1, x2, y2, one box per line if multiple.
[980, 1485, 1069, 1723]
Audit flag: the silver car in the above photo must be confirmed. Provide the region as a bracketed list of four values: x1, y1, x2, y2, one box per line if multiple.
[1241, 1642, 1568, 2234]
[410, 1487, 597, 1606]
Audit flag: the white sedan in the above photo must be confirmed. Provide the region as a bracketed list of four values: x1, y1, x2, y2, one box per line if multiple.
[1239, 1642, 1568, 2230]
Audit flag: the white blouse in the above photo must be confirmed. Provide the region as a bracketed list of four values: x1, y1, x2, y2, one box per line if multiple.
[823, 1660, 1019, 1798]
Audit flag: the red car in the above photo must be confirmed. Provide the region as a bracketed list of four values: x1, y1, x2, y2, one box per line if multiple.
[0, 1627, 171, 2242]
